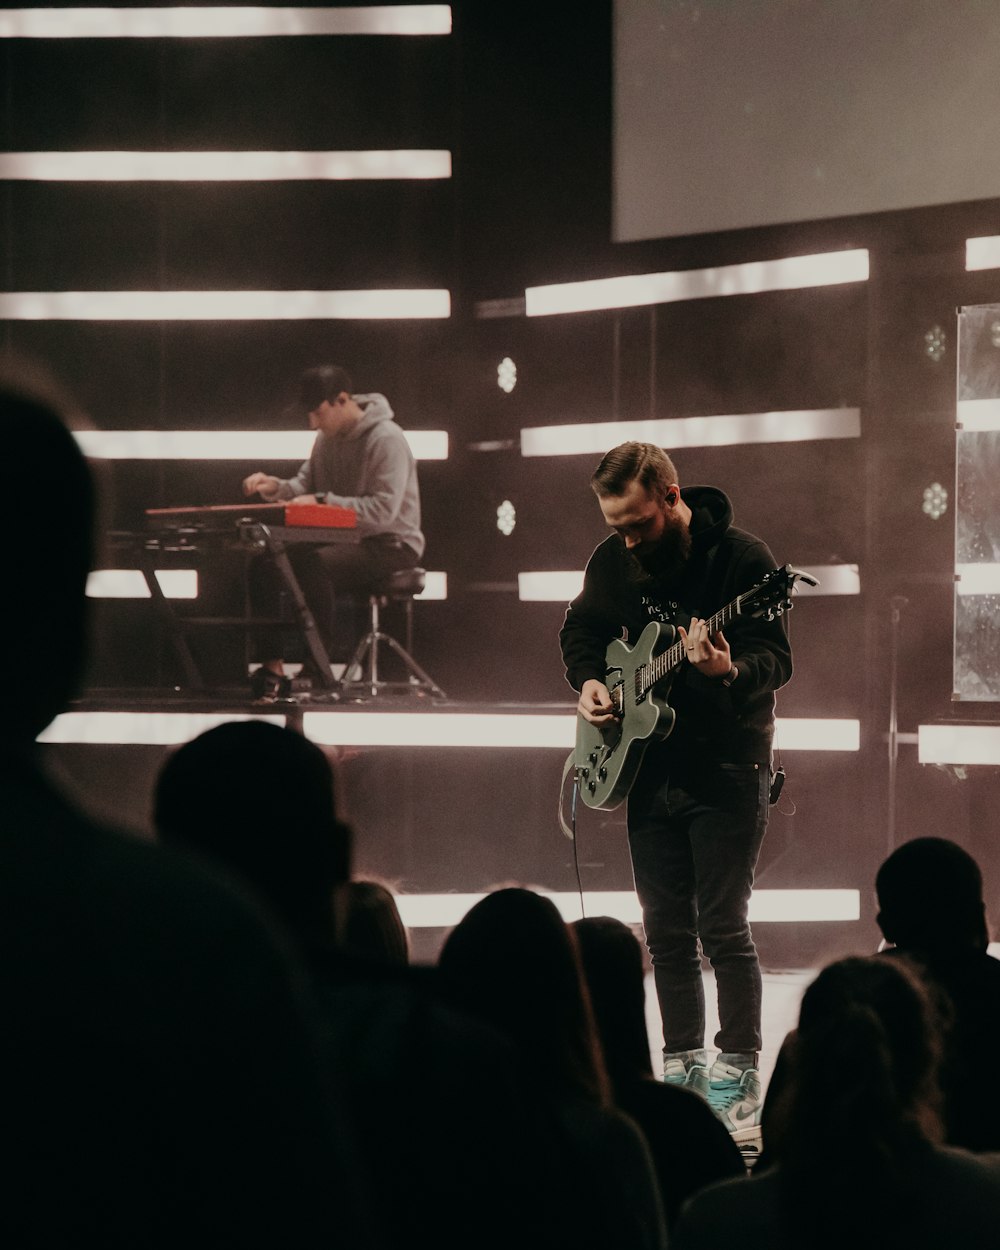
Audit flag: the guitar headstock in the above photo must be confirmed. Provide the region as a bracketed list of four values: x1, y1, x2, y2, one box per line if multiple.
[740, 564, 818, 622]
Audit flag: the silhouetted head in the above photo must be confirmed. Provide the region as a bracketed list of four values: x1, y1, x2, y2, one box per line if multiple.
[572, 916, 652, 1084]
[1, 370, 96, 746]
[770, 958, 947, 1250]
[438, 888, 609, 1104]
[154, 721, 351, 943]
[876, 837, 988, 954]
[342, 879, 410, 967]
[789, 956, 943, 1157]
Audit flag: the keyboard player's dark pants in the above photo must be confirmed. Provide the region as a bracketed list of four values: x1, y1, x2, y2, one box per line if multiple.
[249, 535, 420, 667]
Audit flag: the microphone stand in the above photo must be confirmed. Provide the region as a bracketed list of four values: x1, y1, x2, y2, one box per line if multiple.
[887, 595, 909, 854]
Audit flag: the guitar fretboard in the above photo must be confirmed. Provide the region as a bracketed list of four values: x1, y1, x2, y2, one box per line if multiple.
[636, 595, 745, 699]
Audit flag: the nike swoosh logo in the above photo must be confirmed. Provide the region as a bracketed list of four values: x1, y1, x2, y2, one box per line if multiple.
[734, 1106, 758, 1122]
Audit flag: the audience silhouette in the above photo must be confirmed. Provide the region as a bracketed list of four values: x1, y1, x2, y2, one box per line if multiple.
[674, 956, 1000, 1249]
[343, 879, 411, 966]
[877, 835, 1000, 1151]
[573, 916, 745, 1226]
[438, 887, 668, 1249]
[155, 721, 556, 1250]
[0, 370, 362, 1248]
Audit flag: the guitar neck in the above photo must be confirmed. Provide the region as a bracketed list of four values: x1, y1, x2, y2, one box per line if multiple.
[644, 597, 743, 690]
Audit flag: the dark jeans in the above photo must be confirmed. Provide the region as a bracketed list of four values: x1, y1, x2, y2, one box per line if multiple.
[249, 537, 419, 663]
[627, 752, 770, 1056]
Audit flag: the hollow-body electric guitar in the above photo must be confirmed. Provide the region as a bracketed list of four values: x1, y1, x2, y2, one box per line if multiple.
[574, 564, 816, 811]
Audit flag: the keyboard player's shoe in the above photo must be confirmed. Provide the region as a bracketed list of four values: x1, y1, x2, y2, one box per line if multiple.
[250, 664, 292, 702]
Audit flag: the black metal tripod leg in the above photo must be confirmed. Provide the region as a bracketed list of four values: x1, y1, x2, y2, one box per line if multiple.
[377, 632, 447, 698]
[137, 546, 204, 689]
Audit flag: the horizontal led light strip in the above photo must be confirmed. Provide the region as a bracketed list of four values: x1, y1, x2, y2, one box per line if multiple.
[919, 724, 1000, 765]
[397, 889, 861, 928]
[74, 429, 448, 460]
[0, 7, 452, 38]
[775, 718, 860, 751]
[521, 408, 861, 456]
[517, 565, 859, 603]
[87, 569, 197, 599]
[956, 564, 1000, 595]
[0, 291, 450, 320]
[306, 712, 576, 749]
[39, 711, 860, 748]
[305, 713, 860, 750]
[525, 249, 869, 317]
[38, 712, 284, 745]
[84, 568, 448, 601]
[966, 237, 1000, 271]
[957, 399, 1000, 431]
[0, 151, 451, 181]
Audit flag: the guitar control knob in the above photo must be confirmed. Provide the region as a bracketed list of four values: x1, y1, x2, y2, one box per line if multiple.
[598, 767, 607, 782]
[588, 752, 598, 765]
[579, 768, 590, 780]
[588, 780, 596, 794]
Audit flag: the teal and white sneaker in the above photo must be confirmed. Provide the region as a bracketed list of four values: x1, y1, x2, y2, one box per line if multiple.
[707, 1060, 763, 1156]
[662, 1049, 710, 1098]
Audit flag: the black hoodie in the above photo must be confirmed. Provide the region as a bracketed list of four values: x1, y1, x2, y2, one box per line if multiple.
[559, 485, 792, 763]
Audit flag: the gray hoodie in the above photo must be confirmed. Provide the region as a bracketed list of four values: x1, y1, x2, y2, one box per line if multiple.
[273, 393, 425, 559]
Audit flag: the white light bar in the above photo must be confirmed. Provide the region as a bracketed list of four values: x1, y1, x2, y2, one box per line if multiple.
[919, 724, 1000, 765]
[966, 237, 1000, 271]
[520, 409, 861, 456]
[86, 570, 442, 602]
[415, 571, 447, 600]
[957, 399, 1000, 432]
[525, 249, 869, 317]
[518, 565, 859, 602]
[35, 710, 861, 748]
[773, 719, 860, 751]
[37, 712, 283, 745]
[0, 290, 450, 321]
[83, 572, 445, 600]
[395, 888, 860, 928]
[956, 564, 1000, 596]
[304, 712, 576, 749]
[518, 571, 584, 602]
[87, 569, 197, 599]
[789, 565, 860, 596]
[73, 428, 448, 461]
[305, 713, 860, 750]
[0, 150, 451, 181]
[0, 6, 452, 38]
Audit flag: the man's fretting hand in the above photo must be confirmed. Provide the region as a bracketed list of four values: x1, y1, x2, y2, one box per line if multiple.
[678, 618, 732, 679]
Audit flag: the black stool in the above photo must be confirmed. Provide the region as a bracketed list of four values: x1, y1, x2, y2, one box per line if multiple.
[339, 567, 446, 698]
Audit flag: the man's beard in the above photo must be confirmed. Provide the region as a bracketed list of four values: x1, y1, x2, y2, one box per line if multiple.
[623, 518, 693, 587]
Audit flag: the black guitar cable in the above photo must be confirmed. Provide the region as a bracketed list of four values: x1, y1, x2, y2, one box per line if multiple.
[558, 751, 587, 918]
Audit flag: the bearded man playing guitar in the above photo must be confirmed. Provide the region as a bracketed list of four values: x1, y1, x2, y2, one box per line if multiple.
[560, 441, 793, 1146]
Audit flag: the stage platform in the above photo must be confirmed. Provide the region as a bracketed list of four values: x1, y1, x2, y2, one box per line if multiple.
[41, 687, 869, 980]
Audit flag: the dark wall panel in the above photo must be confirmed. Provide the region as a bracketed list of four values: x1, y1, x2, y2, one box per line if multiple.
[4, 36, 454, 149]
[4, 182, 452, 288]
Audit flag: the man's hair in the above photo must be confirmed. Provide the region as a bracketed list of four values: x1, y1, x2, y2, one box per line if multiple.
[296, 364, 354, 412]
[590, 441, 678, 502]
